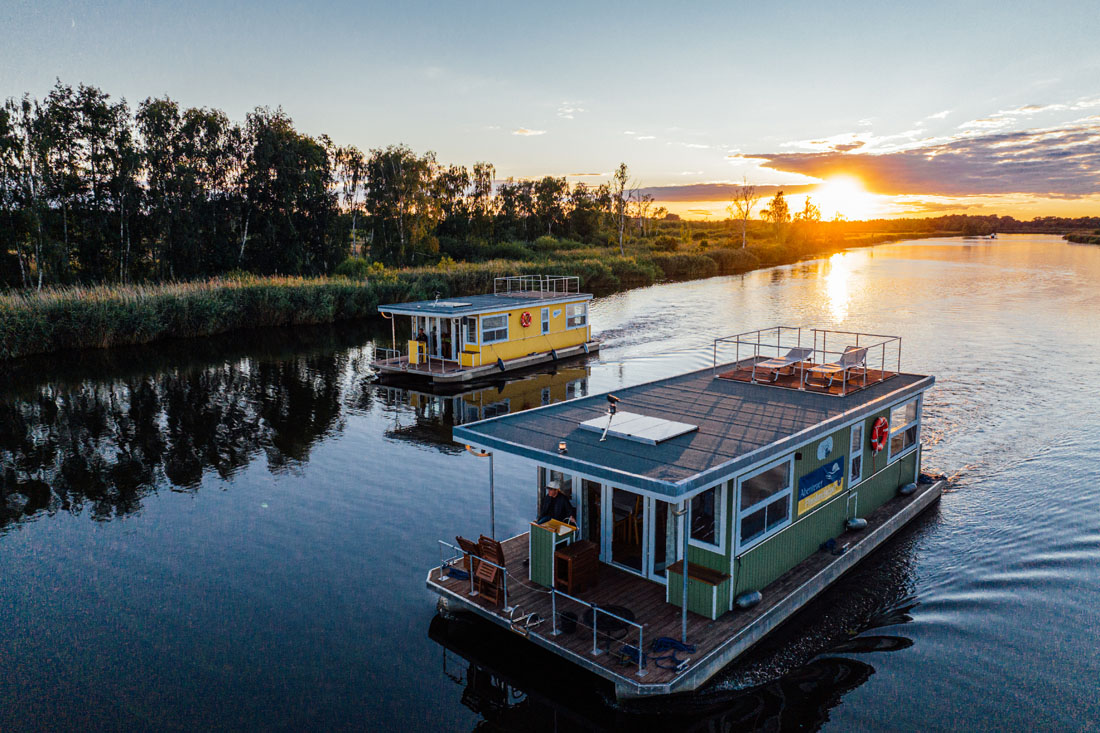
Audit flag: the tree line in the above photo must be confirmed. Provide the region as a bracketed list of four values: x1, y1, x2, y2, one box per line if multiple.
[0, 82, 658, 290]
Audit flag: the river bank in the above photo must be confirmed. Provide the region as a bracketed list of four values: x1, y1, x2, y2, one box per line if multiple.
[1064, 231, 1100, 244]
[0, 231, 946, 361]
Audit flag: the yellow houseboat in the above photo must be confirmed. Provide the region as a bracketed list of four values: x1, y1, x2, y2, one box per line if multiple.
[373, 275, 599, 384]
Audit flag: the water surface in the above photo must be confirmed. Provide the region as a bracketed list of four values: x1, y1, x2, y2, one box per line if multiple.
[1, 235, 1098, 730]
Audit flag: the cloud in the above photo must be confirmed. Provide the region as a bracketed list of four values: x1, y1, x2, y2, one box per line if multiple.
[636, 182, 816, 202]
[635, 135, 656, 141]
[512, 128, 546, 136]
[568, 172, 606, 177]
[744, 117, 1100, 197]
[927, 110, 952, 120]
[557, 101, 584, 119]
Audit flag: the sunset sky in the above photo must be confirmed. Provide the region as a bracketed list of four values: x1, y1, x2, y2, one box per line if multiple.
[3, 0, 1099, 219]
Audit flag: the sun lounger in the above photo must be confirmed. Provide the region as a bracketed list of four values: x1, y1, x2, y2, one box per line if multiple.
[751, 347, 814, 382]
[805, 346, 867, 389]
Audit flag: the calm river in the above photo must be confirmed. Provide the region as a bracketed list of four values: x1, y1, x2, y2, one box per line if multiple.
[1, 234, 1098, 730]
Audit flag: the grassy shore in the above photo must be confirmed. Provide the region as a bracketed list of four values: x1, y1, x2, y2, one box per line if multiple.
[0, 231, 947, 361]
[1064, 231, 1100, 244]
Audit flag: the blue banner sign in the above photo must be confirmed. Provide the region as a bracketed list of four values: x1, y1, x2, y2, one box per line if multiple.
[797, 456, 846, 515]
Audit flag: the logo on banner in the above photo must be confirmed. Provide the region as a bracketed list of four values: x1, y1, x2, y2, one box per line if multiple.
[797, 456, 846, 515]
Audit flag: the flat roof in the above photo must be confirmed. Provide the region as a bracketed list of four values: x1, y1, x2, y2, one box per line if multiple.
[453, 365, 933, 498]
[379, 292, 592, 317]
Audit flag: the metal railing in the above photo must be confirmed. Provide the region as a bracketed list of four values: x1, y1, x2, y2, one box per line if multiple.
[493, 275, 581, 297]
[712, 326, 902, 396]
[372, 346, 468, 374]
[436, 539, 513, 612]
[548, 587, 647, 678]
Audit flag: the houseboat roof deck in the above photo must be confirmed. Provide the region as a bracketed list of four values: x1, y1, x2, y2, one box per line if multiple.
[712, 326, 903, 398]
[454, 349, 931, 497]
[378, 276, 590, 317]
[429, 478, 944, 697]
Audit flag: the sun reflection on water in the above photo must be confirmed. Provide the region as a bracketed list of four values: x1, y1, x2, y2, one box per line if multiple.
[825, 251, 855, 322]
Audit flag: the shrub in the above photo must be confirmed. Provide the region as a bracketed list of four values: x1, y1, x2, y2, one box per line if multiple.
[333, 257, 371, 279]
[653, 235, 678, 252]
[651, 253, 718, 281]
[704, 248, 760, 275]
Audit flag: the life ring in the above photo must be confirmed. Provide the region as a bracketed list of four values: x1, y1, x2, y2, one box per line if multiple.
[870, 416, 889, 453]
[519, 311, 532, 328]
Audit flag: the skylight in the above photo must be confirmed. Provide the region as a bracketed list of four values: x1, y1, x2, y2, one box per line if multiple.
[578, 411, 698, 445]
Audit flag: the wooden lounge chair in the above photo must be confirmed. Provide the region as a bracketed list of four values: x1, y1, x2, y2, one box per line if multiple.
[751, 347, 814, 383]
[805, 346, 867, 390]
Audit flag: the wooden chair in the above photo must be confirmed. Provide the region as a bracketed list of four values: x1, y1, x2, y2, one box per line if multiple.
[476, 535, 507, 605]
[456, 535, 481, 574]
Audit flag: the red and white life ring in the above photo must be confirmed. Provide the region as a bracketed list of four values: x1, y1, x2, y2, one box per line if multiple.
[870, 416, 889, 453]
[519, 311, 532, 328]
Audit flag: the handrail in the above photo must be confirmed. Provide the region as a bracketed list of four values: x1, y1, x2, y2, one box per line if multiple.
[548, 586, 647, 678]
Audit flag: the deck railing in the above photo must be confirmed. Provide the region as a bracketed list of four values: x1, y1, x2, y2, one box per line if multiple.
[372, 346, 469, 374]
[712, 326, 902, 395]
[493, 275, 580, 298]
[548, 587, 648, 678]
[434, 538, 648, 678]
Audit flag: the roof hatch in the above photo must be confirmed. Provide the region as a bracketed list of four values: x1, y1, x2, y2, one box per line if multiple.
[578, 411, 698, 445]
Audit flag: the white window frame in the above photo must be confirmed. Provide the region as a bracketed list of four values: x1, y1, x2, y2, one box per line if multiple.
[480, 314, 509, 344]
[887, 395, 921, 462]
[735, 455, 795, 554]
[541, 307, 550, 335]
[687, 480, 726, 555]
[541, 387, 551, 405]
[849, 422, 864, 486]
[566, 302, 587, 330]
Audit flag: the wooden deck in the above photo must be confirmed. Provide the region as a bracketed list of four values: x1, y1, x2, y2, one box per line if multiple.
[427, 479, 944, 697]
[716, 358, 899, 397]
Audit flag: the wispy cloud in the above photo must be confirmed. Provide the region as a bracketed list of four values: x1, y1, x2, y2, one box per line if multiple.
[512, 128, 546, 136]
[557, 101, 584, 119]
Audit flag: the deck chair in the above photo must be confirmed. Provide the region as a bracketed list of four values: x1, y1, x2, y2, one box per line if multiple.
[476, 535, 507, 605]
[751, 347, 814, 383]
[806, 346, 867, 389]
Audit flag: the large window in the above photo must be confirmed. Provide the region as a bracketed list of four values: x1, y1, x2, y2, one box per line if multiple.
[689, 483, 724, 549]
[541, 307, 550, 335]
[463, 317, 477, 345]
[481, 314, 508, 344]
[849, 422, 864, 485]
[737, 458, 793, 551]
[889, 398, 920, 459]
[566, 302, 587, 329]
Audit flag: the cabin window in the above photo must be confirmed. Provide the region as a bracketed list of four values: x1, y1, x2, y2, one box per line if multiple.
[737, 457, 793, 551]
[888, 398, 920, 460]
[463, 317, 478, 345]
[849, 422, 864, 485]
[566, 303, 587, 329]
[541, 307, 550, 335]
[481, 314, 509, 344]
[689, 482, 724, 550]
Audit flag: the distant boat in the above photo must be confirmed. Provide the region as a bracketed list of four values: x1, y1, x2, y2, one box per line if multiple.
[990, 233, 997, 239]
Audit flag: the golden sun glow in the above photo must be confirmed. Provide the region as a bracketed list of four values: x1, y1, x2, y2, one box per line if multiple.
[811, 176, 881, 221]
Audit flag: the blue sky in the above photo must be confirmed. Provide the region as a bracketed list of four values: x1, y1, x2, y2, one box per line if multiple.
[3, 0, 1099, 217]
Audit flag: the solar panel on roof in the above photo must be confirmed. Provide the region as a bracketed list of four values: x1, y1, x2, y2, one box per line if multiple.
[578, 411, 698, 445]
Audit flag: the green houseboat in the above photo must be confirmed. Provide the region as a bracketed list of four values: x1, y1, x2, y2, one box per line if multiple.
[427, 326, 945, 699]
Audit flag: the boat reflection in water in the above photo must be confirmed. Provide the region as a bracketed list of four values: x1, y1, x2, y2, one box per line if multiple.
[377, 366, 589, 451]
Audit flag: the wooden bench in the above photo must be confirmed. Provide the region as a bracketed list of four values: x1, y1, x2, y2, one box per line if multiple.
[666, 561, 732, 620]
